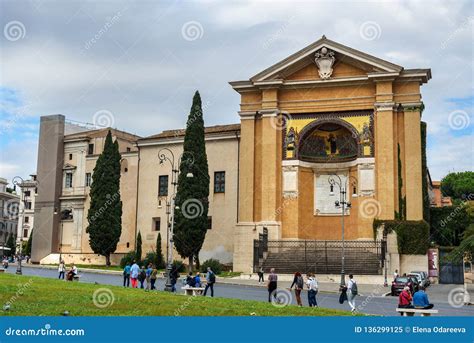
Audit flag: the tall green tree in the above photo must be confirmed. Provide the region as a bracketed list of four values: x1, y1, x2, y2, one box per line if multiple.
[174, 91, 210, 272]
[6, 233, 16, 256]
[136, 231, 142, 262]
[441, 171, 474, 201]
[155, 233, 165, 269]
[86, 131, 122, 266]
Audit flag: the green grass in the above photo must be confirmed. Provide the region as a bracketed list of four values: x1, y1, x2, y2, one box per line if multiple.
[0, 273, 357, 316]
[217, 271, 242, 278]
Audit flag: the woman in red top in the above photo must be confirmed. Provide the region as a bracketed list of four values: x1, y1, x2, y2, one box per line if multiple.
[398, 286, 413, 312]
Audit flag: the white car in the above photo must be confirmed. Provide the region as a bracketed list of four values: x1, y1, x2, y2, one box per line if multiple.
[408, 271, 430, 288]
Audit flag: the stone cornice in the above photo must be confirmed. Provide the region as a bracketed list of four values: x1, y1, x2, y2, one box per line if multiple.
[401, 102, 424, 113]
[374, 102, 396, 112]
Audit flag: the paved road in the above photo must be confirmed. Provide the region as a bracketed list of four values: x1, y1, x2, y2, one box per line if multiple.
[4, 266, 473, 316]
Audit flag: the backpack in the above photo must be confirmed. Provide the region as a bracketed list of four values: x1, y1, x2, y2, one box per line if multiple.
[351, 280, 358, 295]
[296, 275, 304, 289]
[209, 272, 216, 283]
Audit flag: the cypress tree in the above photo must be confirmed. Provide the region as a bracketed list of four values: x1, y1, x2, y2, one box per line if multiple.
[136, 231, 142, 262]
[6, 233, 16, 256]
[86, 130, 122, 266]
[24, 230, 33, 256]
[155, 233, 165, 269]
[174, 91, 210, 272]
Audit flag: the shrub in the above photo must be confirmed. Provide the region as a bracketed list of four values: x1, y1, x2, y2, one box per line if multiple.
[430, 205, 470, 246]
[373, 220, 430, 255]
[120, 251, 136, 268]
[200, 258, 223, 275]
[142, 252, 156, 267]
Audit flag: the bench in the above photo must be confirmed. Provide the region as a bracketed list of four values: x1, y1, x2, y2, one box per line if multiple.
[396, 308, 438, 316]
[182, 287, 205, 296]
[73, 275, 81, 282]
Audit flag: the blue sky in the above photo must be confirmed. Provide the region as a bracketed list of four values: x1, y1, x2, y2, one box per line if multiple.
[0, 0, 472, 184]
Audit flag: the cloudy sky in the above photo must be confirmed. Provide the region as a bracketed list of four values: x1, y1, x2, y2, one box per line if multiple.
[0, 0, 472, 184]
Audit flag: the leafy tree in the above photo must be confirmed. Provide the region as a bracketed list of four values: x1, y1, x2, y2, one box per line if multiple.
[430, 205, 471, 246]
[446, 224, 474, 262]
[6, 233, 16, 256]
[25, 230, 33, 256]
[135, 231, 142, 262]
[155, 233, 165, 269]
[174, 91, 210, 272]
[86, 130, 122, 266]
[441, 171, 474, 201]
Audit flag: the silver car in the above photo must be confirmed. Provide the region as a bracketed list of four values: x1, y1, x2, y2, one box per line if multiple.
[409, 271, 430, 288]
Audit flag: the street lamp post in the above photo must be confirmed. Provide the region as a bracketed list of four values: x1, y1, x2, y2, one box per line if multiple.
[12, 176, 25, 275]
[328, 174, 358, 288]
[158, 148, 193, 292]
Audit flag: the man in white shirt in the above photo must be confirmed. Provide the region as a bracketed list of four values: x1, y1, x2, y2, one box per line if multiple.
[347, 274, 357, 312]
[306, 273, 319, 307]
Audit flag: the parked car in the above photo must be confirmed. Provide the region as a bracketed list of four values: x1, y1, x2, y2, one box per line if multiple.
[409, 271, 430, 288]
[391, 276, 419, 296]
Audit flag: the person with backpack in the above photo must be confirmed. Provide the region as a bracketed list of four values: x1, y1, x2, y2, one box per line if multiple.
[347, 274, 358, 313]
[138, 265, 146, 289]
[123, 262, 131, 287]
[204, 267, 216, 297]
[306, 273, 319, 307]
[289, 272, 304, 306]
[267, 268, 278, 303]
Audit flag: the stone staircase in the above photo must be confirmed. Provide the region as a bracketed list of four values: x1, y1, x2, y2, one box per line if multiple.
[261, 246, 382, 275]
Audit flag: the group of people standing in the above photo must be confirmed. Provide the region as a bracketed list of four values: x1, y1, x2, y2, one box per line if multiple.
[184, 267, 216, 297]
[123, 260, 159, 290]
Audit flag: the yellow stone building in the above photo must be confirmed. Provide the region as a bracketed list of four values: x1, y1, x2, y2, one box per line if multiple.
[230, 36, 430, 272]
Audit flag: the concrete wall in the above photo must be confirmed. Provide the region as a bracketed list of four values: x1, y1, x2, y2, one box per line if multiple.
[400, 254, 428, 275]
[31, 115, 65, 263]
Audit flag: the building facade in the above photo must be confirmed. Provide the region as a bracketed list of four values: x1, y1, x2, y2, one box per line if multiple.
[0, 177, 19, 254]
[32, 37, 431, 274]
[16, 175, 38, 243]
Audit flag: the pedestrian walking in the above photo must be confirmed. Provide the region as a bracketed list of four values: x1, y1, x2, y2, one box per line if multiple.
[289, 272, 304, 306]
[123, 262, 131, 287]
[203, 267, 216, 297]
[267, 268, 278, 303]
[150, 265, 158, 290]
[145, 263, 153, 291]
[170, 265, 179, 292]
[130, 260, 140, 288]
[258, 266, 264, 284]
[138, 266, 146, 289]
[306, 273, 319, 307]
[347, 274, 358, 313]
[58, 260, 66, 280]
[393, 269, 399, 280]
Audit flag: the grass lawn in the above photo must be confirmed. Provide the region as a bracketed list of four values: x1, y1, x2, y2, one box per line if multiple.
[0, 273, 357, 316]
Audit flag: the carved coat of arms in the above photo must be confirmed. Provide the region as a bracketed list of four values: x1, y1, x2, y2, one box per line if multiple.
[314, 47, 335, 79]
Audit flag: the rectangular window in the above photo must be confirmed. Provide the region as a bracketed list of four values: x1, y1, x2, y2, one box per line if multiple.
[24, 216, 29, 223]
[25, 202, 32, 210]
[214, 171, 225, 193]
[24, 190, 30, 197]
[88, 144, 94, 155]
[85, 173, 92, 187]
[65, 173, 73, 188]
[23, 229, 28, 238]
[126, 147, 131, 152]
[69, 153, 72, 160]
[207, 216, 212, 230]
[158, 175, 169, 196]
[153, 217, 161, 231]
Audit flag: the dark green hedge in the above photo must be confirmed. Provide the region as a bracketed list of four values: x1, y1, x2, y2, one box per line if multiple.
[373, 219, 430, 255]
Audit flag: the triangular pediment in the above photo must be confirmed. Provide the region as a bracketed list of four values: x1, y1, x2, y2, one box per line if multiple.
[251, 36, 403, 82]
[63, 163, 77, 170]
